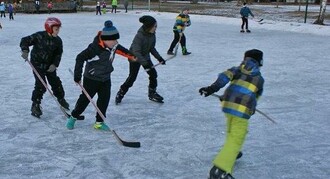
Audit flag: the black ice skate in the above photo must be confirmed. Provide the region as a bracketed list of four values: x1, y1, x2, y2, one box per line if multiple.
[115, 89, 125, 105]
[58, 98, 70, 110]
[148, 88, 164, 103]
[209, 166, 235, 179]
[240, 29, 245, 33]
[246, 29, 251, 33]
[167, 50, 174, 55]
[31, 103, 42, 118]
[182, 47, 191, 56]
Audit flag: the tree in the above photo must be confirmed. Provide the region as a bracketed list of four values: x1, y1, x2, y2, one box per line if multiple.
[313, 0, 327, 25]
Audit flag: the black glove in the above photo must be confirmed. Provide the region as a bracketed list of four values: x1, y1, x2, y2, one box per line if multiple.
[46, 64, 57, 73]
[199, 86, 215, 97]
[21, 50, 29, 61]
[159, 58, 166, 65]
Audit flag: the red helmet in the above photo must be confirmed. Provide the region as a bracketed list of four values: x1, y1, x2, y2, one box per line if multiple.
[44, 17, 62, 34]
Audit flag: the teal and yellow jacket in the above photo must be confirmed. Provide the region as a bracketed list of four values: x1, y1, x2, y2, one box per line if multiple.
[210, 58, 264, 119]
[173, 13, 191, 33]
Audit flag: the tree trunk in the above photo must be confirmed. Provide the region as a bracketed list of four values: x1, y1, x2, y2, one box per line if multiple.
[313, 0, 327, 25]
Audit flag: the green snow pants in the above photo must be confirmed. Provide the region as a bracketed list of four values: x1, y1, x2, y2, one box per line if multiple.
[212, 114, 249, 174]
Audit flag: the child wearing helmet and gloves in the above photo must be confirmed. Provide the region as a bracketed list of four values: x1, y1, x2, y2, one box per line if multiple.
[199, 49, 264, 179]
[66, 20, 136, 130]
[20, 17, 70, 118]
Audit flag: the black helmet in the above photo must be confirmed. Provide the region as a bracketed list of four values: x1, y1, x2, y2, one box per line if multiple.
[244, 49, 263, 66]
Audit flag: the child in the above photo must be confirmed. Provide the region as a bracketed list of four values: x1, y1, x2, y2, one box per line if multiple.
[240, 2, 254, 33]
[96, 1, 101, 15]
[47, 1, 53, 14]
[111, 0, 117, 13]
[199, 49, 264, 179]
[115, 15, 166, 104]
[66, 20, 136, 130]
[20, 17, 70, 118]
[8, 3, 14, 20]
[167, 7, 191, 55]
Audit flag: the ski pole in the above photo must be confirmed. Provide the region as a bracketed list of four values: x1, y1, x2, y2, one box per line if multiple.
[205, 92, 277, 124]
[145, 38, 181, 72]
[68, 68, 141, 148]
[26, 60, 71, 118]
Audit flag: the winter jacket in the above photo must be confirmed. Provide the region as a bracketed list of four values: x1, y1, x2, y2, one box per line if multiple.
[211, 58, 264, 119]
[112, 0, 117, 6]
[240, 6, 254, 18]
[8, 4, 13, 13]
[129, 27, 163, 65]
[20, 31, 63, 69]
[173, 13, 191, 33]
[0, 4, 6, 11]
[74, 32, 134, 82]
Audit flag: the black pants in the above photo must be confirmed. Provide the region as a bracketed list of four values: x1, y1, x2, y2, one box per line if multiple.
[120, 60, 157, 95]
[71, 77, 111, 122]
[241, 17, 249, 30]
[168, 31, 186, 52]
[111, 5, 117, 13]
[31, 64, 65, 104]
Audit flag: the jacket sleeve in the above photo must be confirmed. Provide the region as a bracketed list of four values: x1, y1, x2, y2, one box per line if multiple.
[20, 32, 39, 52]
[150, 42, 163, 62]
[248, 8, 254, 17]
[130, 33, 148, 63]
[74, 44, 97, 82]
[211, 66, 240, 91]
[52, 37, 63, 67]
[115, 44, 135, 61]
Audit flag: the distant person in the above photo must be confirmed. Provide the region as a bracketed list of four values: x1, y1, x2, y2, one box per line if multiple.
[115, 15, 166, 104]
[35, 0, 40, 14]
[123, 0, 128, 13]
[240, 2, 254, 33]
[167, 7, 191, 56]
[96, 1, 101, 15]
[20, 17, 70, 118]
[199, 49, 264, 179]
[47, 1, 53, 14]
[66, 20, 136, 130]
[101, 1, 106, 14]
[0, 2, 6, 18]
[8, 3, 14, 20]
[111, 0, 117, 13]
[0, 22, 2, 29]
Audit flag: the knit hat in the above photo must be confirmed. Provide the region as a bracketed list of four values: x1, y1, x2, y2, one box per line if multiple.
[101, 20, 120, 40]
[244, 49, 263, 66]
[139, 15, 157, 30]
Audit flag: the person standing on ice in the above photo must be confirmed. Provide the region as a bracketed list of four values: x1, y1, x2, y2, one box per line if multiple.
[240, 2, 254, 33]
[66, 20, 136, 130]
[20, 17, 70, 118]
[167, 7, 191, 56]
[115, 15, 166, 105]
[96, 1, 101, 15]
[199, 49, 264, 179]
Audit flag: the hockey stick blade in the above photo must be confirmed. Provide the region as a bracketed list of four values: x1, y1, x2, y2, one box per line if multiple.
[112, 130, 141, 148]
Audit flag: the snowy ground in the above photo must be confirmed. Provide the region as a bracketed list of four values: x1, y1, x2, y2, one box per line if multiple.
[1, 10, 330, 179]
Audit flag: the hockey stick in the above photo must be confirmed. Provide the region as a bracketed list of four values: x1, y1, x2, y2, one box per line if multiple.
[69, 68, 141, 148]
[202, 92, 277, 124]
[25, 60, 85, 120]
[252, 18, 264, 23]
[145, 39, 180, 72]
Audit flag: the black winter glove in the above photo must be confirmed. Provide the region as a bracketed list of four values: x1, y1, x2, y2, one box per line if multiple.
[199, 86, 216, 97]
[74, 76, 81, 83]
[159, 58, 166, 65]
[21, 50, 29, 61]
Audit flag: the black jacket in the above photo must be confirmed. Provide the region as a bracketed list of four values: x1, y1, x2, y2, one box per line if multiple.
[20, 31, 63, 69]
[74, 32, 134, 82]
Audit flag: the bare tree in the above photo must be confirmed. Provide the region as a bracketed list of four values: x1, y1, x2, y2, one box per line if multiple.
[313, 0, 327, 25]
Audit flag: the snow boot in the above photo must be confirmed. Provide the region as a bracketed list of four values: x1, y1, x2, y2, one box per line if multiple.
[31, 102, 42, 118]
[240, 29, 245, 33]
[246, 29, 251, 33]
[58, 98, 70, 110]
[115, 88, 125, 105]
[182, 46, 191, 55]
[148, 88, 164, 103]
[167, 50, 174, 55]
[66, 116, 77, 130]
[209, 166, 235, 179]
[94, 122, 110, 131]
